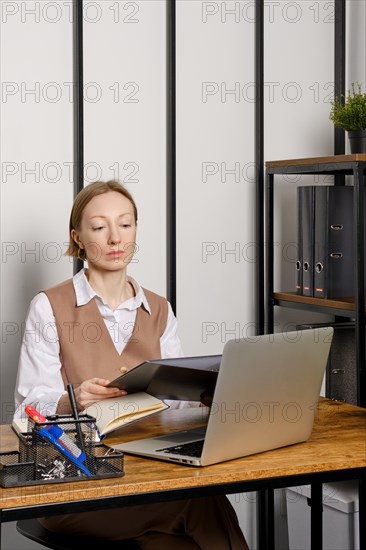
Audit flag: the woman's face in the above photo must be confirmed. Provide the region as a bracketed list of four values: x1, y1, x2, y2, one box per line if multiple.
[72, 191, 137, 272]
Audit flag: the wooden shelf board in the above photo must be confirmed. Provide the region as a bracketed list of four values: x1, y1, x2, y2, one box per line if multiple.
[266, 154, 366, 168]
[273, 292, 366, 313]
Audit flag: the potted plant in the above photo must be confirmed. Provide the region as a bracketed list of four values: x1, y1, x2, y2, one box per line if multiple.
[329, 82, 366, 153]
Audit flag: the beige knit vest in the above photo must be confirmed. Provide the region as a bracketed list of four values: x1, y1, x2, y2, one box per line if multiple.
[44, 279, 168, 391]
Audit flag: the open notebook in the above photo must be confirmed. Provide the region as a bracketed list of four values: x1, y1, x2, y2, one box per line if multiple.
[113, 327, 334, 466]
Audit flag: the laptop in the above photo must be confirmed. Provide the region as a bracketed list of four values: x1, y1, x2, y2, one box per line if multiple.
[113, 327, 334, 467]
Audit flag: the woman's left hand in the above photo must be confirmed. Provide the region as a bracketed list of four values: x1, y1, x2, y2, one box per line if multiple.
[75, 377, 126, 410]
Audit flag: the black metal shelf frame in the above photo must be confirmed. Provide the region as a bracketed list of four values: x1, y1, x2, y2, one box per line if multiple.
[265, 159, 366, 408]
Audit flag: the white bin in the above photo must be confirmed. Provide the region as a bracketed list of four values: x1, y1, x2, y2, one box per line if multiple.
[286, 481, 359, 550]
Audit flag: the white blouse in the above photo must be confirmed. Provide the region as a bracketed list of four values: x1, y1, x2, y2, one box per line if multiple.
[14, 269, 195, 418]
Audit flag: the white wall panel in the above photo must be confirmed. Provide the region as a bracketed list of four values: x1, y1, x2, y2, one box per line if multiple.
[347, 0, 366, 111]
[176, 0, 256, 357]
[83, 0, 167, 296]
[0, 0, 74, 424]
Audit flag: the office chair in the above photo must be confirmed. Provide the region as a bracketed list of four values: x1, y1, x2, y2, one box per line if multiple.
[16, 519, 140, 549]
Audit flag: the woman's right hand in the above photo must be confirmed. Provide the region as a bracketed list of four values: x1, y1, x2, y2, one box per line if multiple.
[75, 377, 127, 411]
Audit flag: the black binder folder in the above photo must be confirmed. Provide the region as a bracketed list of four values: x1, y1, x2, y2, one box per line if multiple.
[313, 186, 354, 298]
[298, 186, 315, 296]
[297, 321, 358, 406]
[295, 187, 303, 294]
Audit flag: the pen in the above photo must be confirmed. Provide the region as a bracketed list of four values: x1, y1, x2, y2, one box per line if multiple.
[67, 383, 87, 457]
[35, 425, 92, 476]
[25, 405, 86, 462]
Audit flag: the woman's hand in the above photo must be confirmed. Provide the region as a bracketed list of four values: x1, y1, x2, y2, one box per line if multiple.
[75, 378, 127, 411]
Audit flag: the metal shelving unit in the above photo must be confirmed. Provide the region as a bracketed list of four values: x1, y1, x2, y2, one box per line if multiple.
[265, 154, 366, 408]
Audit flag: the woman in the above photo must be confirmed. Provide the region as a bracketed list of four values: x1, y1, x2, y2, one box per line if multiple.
[14, 180, 249, 549]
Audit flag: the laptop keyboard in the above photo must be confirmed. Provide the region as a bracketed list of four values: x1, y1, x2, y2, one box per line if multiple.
[156, 439, 204, 458]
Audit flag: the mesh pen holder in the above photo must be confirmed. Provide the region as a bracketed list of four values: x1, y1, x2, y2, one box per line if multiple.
[0, 414, 124, 487]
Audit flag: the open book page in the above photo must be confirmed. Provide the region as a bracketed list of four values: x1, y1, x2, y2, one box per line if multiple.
[83, 392, 169, 438]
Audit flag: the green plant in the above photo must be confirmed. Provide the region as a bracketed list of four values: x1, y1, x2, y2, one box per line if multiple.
[329, 82, 366, 131]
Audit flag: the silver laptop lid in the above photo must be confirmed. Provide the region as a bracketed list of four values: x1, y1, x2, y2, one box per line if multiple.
[200, 326, 333, 466]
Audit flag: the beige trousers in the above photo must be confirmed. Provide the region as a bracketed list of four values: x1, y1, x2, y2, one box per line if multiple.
[39, 496, 249, 549]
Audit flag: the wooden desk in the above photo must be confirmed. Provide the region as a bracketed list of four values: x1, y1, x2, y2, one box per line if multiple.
[1, 398, 365, 550]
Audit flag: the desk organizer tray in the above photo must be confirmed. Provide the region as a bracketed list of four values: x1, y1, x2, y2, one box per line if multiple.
[0, 414, 124, 487]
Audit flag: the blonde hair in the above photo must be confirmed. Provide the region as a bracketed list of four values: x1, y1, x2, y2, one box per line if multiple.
[66, 180, 138, 260]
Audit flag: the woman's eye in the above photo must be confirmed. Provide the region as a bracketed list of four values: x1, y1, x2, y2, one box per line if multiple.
[92, 226, 104, 231]
[121, 224, 131, 228]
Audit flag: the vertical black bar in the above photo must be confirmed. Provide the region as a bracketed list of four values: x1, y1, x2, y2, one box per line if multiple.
[334, 0, 346, 161]
[73, 0, 84, 274]
[310, 483, 323, 549]
[359, 477, 366, 550]
[255, 4, 266, 545]
[353, 165, 366, 407]
[255, 0, 264, 336]
[266, 172, 274, 333]
[257, 488, 275, 550]
[166, 0, 177, 314]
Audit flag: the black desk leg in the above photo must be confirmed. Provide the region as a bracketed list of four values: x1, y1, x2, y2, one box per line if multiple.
[257, 489, 275, 550]
[310, 482, 323, 549]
